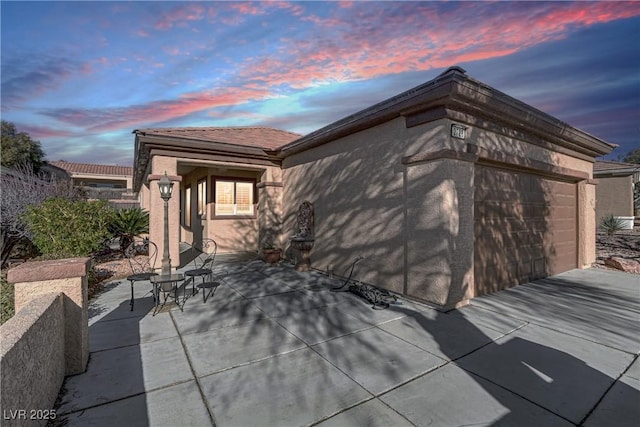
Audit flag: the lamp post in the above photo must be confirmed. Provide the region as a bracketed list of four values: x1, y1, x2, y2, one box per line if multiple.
[158, 172, 174, 275]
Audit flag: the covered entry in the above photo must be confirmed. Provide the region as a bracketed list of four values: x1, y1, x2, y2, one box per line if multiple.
[474, 165, 578, 296]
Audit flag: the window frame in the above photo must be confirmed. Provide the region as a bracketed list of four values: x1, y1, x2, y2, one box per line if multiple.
[211, 176, 257, 219]
[183, 185, 192, 228]
[197, 177, 207, 219]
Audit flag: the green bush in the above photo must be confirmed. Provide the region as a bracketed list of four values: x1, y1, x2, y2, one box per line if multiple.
[599, 214, 626, 235]
[108, 208, 150, 253]
[1, 271, 14, 325]
[23, 198, 115, 258]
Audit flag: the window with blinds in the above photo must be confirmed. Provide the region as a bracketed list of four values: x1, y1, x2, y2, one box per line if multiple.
[214, 179, 255, 216]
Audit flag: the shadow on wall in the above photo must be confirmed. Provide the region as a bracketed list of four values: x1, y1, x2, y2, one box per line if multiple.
[282, 122, 416, 294]
[258, 182, 284, 250]
[279, 108, 568, 301]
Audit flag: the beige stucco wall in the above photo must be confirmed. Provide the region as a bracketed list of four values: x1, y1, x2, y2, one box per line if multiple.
[10, 258, 90, 375]
[471, 127, 593, 177]
[595, 175, 634, 221]
[14, 277, 89, 375]
[283, 116, 597, 308]
[2, 257, 90, 425]
[1, 293, 65, 427]
[403, 157, 476, 307]
[283, 118, 457, 303]
[258, 184, 284, 250]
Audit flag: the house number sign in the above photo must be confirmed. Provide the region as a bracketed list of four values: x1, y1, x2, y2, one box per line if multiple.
[451, 124, 467, 140]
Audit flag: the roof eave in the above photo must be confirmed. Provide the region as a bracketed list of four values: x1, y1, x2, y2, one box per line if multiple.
[594, 167, 640, 176]
[276, 68, 615, 160]
[132, 132, 281, 192]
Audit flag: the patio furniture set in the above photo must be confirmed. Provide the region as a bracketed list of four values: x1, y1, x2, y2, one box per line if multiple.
[125, 238, 222, 315]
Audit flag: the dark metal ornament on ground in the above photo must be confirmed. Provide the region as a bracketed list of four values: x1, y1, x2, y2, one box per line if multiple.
[331, 256, 399, 309]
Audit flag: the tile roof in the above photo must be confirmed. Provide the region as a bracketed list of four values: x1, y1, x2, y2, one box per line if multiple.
[594, 160, 640, 172]
[48, 161, 133, 176]
[134, 127, 301, 151]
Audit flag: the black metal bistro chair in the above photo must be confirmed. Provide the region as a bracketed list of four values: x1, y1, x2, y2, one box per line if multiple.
[125, 239, 159, 311]
[184, 239, 221, 302]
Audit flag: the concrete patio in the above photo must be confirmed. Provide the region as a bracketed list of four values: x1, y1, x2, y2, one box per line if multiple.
[53, 257, 639, 426]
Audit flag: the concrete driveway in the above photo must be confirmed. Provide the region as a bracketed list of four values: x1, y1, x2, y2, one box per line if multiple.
[53, 260, 639, 426]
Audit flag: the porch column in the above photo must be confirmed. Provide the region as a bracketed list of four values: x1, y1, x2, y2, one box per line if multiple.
[257, 167, 284, 251]
[148, 157, 181, 271]
[577, 179, 597, 268]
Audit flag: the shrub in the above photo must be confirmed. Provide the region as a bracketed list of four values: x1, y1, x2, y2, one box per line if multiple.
[23, 198, 115, 258]
[108, 208, 150, 253]
[1, 165, 84, 267]
[0, 270, 14, 325]
[599, 214, 626, 235]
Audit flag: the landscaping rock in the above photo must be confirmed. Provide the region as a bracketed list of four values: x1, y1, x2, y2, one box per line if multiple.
[595, 231, 640, 274]
[604, 257, 640, 274]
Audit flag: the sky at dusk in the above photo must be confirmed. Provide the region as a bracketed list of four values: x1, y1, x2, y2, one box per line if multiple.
[1, 1, 639, 167]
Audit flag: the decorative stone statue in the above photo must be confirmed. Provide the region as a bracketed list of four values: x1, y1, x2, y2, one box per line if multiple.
[290, 201, 315, 271]
[294, 201, 314, 239]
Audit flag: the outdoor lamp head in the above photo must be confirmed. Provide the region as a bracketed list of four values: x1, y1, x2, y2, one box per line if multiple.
[158, 172, 173, 201]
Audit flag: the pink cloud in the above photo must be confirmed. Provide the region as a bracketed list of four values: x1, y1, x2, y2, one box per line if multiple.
[237, 2, 640, 90]
[42, 86, 272, 132]
[227, 2, 266, 16]
[272, 1, 305, 16]
[227, 1, 304, 16]
[155, 4, 206, 30]
[16, 124, 76, 140]
[162, 46, 182, 56]
[220, 15, 246, 26]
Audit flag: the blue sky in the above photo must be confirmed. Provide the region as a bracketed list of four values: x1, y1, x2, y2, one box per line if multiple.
[1, 1, 639, 166]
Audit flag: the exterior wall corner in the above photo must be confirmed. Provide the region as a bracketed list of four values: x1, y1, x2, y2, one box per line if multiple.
[578, 180, 597, 268]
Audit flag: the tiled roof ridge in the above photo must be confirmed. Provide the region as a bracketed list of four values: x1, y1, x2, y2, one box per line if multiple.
[138, 126, 301, 137]
[48, 161, 133, 176]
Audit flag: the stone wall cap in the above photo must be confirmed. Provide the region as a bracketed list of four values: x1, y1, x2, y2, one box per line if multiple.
[7, 257, 91, 284]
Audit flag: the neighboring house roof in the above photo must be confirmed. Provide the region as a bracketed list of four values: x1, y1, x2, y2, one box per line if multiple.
[49, 161, 133, 177]
[594, 160, 640, 176]
[133, 127, 301, 151]
[41, 163, 71, 180]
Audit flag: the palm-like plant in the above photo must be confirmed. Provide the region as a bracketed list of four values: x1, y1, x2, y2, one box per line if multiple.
[109, 208, 150, 253]
[599, 214, 626, 236]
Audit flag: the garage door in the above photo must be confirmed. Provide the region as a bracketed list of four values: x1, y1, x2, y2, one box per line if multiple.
[474, 166, 577, 296]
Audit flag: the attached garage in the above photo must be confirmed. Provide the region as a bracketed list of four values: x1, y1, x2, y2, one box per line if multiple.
[474, 166, 578, 296]
[278, 67, 613, 310]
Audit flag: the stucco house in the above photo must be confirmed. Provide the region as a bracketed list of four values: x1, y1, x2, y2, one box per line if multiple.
[49, 161, 138, 209]
[594, 160, 639, 229]
[133, 67, 614, 310]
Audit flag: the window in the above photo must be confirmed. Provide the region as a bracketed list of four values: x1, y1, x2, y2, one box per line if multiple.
[183, 185, 191, 227]
[197, 178, 207, 217]
[214, 179, 255, 216]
